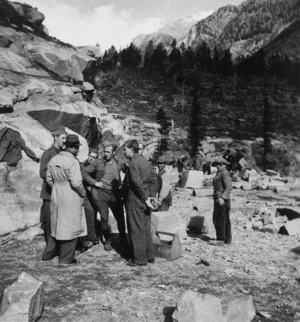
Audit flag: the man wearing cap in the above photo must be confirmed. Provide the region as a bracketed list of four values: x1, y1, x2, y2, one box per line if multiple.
[210, 157, 232, 246]
[123, 139, 157, 266]
[82, 141, 126, 251]
[39, 128, 67, 245]
[156, 155, 172, 211]
[42, 134, 87, 264]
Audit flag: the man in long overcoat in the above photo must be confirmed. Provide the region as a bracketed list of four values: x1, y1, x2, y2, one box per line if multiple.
[209, 157, 232, 246]
[39, 128, 67, 244]
[42, 134, 87, 264]
[124, 139, 157, 266]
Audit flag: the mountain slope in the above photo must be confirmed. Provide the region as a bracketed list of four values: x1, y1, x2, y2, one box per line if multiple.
[132, 13, 211, 52]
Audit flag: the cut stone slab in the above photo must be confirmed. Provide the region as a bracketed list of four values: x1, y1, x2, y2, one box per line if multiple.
[192, 188, 213, 197]
[282, 218, 300, 236]
[172, 291, 224, 322]
[232, 182, 243, 189]
[275, 186, 290, 194]
[188, 213, 215, 237]
[185, 170, 203, 189]
[242, 183, 252, 191]
[266, 169, 280, 177]
[224, 295, 256, 322]
[0, 272, 44, 322]
[152, 211, 187, 241]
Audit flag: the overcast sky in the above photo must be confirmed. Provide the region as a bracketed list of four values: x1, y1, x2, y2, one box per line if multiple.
[25, 0, 244, 50]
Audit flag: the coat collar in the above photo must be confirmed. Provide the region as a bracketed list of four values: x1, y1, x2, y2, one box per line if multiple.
[60, 151, 75, 158]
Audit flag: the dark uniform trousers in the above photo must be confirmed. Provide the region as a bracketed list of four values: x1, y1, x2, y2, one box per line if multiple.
[92, 187, 126, 240]
[42, 235, 78, 264]
[126, 194, 155, 265]
[213, 199, 232, 243]
[40, 200, 51, 243]
[82, 191, 98, 241]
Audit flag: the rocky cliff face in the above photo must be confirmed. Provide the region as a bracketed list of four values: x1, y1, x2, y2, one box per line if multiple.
[0, 2, 127, 236]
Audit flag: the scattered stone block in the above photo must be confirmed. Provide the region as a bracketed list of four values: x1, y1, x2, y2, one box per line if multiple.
[232, 176, 241, 183]
[172, 291, 224, 322]
[192, 188, 213, 197]
[266, 169, 280, 177]
[242, 183, 252, 191]
[0, 272, 44, 322]
[252, 220, 263, 231]
[152, 211, 187, 240]
[185, 170, 203, 189]
[232, 182, 243, 189]
[282, 218, 300, 236]
[260, 224, 279, 234]
[224, 295, 256, 322]
[275, 186, 290, 194]
[153, 232, 182, 261]
[248, 169, 259, 182]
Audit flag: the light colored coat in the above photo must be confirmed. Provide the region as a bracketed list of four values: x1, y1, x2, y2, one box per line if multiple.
[46, 151, 87, 240]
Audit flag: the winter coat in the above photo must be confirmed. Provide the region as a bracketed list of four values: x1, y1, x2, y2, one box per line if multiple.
[46, 151, 87, 240]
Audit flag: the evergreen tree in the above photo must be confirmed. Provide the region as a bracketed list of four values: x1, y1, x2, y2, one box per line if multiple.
[212, 47, 221, 74]
[188, 77, 205, 156]
[156, 106, 170, 154]
[263, 88, 273, 171]
[195, 42, 212, 72]
[119, 43, 142, 68]
[151, 42, 168, 74]
[220, 49, 233, 75]
[101, 46, 119, 70]
[144, 40, 154, 70]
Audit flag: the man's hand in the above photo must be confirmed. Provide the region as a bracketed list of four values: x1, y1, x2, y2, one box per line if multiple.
[218, 197, 225, 206]
[94, 181, 109, 189]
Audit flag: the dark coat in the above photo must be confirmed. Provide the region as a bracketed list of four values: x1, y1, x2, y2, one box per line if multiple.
[127, 153, 157, 206]
[213, 168, 232, 200]
[0, 127, 38, 166]
[39, 145, 60, 200]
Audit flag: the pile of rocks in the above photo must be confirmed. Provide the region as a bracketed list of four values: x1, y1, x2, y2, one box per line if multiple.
[244, 206, 300, 236]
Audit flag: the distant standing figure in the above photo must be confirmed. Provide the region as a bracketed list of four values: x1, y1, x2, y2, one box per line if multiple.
[209, 157, 232, 246]
[39, 128, 67, 244]
[124, 139, 157, 266]
[42, 134, 86, 265]
[156, 155, 172, 211]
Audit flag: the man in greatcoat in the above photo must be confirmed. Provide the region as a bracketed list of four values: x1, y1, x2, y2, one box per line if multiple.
[156, 155, 172, 211]
[123, 139, 157, 266]
[82, 141, 126, 251]
[39, 128, 67, 244]
[42, 134, 87, 265]
[209, 157, 232, 246]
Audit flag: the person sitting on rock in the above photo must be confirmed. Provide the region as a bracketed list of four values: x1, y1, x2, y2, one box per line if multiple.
[156, 155, 172, 211]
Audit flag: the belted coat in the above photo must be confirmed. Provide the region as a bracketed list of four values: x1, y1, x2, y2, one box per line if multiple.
[46, 151, 87, 240]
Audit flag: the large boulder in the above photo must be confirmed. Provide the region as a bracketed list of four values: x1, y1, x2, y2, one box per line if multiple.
[0, 272, 44, 322]
[172, 291, 224, 322]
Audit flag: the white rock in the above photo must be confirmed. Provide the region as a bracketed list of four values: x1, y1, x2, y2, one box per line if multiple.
[0, 272, 44, 322]
[172, 291, 224, 322]
[224, 295, 256, 322]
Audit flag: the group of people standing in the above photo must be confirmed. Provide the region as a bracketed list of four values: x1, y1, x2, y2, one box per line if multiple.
[39, 128, 173, 266]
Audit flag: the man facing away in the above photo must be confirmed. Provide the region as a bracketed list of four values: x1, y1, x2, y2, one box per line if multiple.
[156, 155, 172, 211]
[39, 128, 67, 244]
[209, 157, 232, 246]
[42, 134, 87, 264]
[82, 141, 126, 251]
[123, 139, 157, 266]
[80, 148, 99, 249]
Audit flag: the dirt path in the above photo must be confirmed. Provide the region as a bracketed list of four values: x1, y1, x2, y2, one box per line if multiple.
[0, 188, 299, 322]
